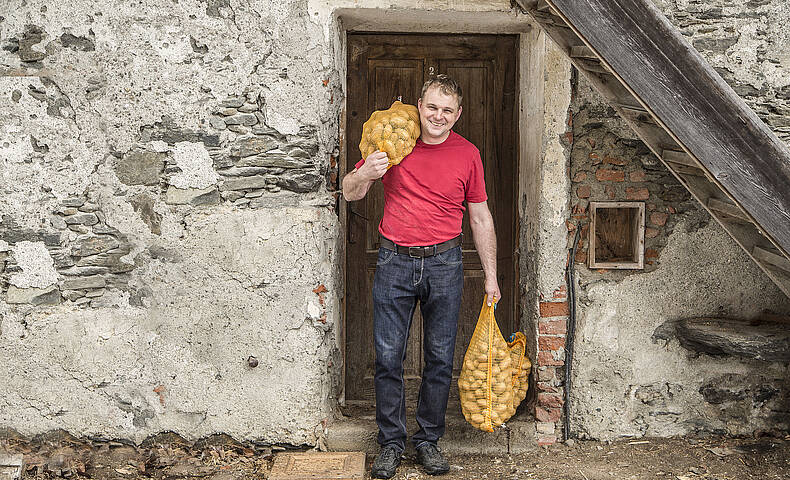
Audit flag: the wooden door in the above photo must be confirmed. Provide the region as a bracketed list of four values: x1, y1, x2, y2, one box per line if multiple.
[345, 34, 519, 402]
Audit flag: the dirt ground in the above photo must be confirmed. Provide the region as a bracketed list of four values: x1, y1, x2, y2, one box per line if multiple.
[2, 431, 789, 480]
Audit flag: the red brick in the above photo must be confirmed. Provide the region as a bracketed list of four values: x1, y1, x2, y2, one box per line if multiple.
[538, 393, 565, 408]
[535, 407, 562, 423]
[537, 383, 559, 393]
[573, 172, 587, 182]
[539, 301, 569, 317]
[595, 168, 625, 182]
[539, 318, 567, 335]
[574, 249, 588, 264]
[668, 206, 677, 214]
[603, 155, 627, 166]
[538, 351, 564, 366]
[645, 227, 659, 238]
[538, 434, 558, 446]
[650, 212, 669, 226]
[645, 248, 659, 259]
[589, 153, 602, 165]
[539, 336, 566, 351]
[629, 170, 646, 182]
[576, 185, 591, 199]
[626, 187, 650, 200]
[552, 285, 567, 299]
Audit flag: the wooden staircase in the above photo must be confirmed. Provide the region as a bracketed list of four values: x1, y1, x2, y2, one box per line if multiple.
[517, 0, 790, 297]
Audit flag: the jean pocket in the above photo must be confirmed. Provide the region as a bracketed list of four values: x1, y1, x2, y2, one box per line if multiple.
[376, 248, 397, 266]
[435, 246, 463, 266]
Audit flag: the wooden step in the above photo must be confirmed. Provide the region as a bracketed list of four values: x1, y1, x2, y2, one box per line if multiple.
[661, 149, 696, 167]
[537, 0, 552, 12]
[576, 58, 612, 74]
[570, 45, 597, 60]
[753, 245, 790, 273]
[708, 198, 750, 222]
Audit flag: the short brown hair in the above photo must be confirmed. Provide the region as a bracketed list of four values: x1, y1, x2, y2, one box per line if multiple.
[420, 74, 463, 107]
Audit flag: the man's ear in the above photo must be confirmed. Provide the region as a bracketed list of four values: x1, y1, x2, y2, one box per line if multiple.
[455, 105, 463, 121]
[417, 98, 422, 109]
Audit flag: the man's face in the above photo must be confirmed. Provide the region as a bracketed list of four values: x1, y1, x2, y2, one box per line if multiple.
[417, 85, 462, 144]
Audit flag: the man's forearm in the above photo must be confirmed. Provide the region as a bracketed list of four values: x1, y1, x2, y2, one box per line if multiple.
[471, 215, 497, 285]
[342, 170, 375, 201]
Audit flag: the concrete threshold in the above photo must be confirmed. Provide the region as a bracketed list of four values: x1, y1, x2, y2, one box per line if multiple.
[326, 409, 537, 455]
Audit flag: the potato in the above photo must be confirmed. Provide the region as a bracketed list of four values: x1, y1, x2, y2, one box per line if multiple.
[470, 413, 485, 425]
[359, 101, 420, 168]
[492, 382, 507, 395]
[473, 369, 487, 380]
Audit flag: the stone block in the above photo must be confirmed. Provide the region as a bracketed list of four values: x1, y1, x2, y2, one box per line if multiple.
[71, 235, 121, 257]
[224, 113, 258, 126]
[64, 213, 99, 226]
[165, 186, 220, 206]
[536, 422, 555, 435]
[61, 275, 106, 290]
[219, 176, 269, 191]
[278, 171, 322, 193]
[229, 136, 278, 158]
[6, 285, 60, 305]
[114, 151, 166, 186]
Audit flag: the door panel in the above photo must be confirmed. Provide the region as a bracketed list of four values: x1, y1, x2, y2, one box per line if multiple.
[345, 34, 518, 401]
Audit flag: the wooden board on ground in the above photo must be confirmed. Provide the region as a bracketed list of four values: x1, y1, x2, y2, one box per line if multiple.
[269, 452, 365, 480]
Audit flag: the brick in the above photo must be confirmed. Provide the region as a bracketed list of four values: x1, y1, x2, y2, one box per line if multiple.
[574, 249, 587, 264]
[573, 172, 587, 182]
[603, 155, 627, 166]
[539, 301, 569, 317]
[576, 185, 591, 199]
[538, 434, 558, 446]
[645, 227, 659, 238]
[589, 153, 601, 165]
[650, 212, 669, 226]
[537, 382, 559, 393]
[552, 285, 567, 299]
[595, 168, 625, 182]
[629, 170, 646, 182]
[539, 318, 567, 335]
[537, 368, 556, 382]
[535, 407, 562, 423]
[538, 393, 565, 408]
[587, 138, 596, 148]
[668, 205, 677, 214]
[538, 351, 564, 366]
[645, 248, 659, 259]
[626, 187, 650, 200]
[539, 336, 566, 351]
[536, 422, 556, 435]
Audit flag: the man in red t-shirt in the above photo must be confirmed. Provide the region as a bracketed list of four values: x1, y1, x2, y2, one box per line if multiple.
[343, 75, 500, 479]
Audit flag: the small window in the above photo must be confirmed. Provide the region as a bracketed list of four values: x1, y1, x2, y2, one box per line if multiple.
[589, 202, 645, 269]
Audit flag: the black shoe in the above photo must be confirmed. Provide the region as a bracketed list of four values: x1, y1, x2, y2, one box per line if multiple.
[416, 443, 450, 476]
[371, 445, 402, 479]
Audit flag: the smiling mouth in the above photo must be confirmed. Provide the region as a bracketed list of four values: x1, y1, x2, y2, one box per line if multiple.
[429, 121, 445, 127]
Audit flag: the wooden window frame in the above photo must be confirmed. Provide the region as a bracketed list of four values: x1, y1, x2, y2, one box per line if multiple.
[588, 201, 645, 270]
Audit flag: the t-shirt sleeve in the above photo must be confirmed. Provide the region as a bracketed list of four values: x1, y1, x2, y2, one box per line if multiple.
[354, 158, 365, 170]
[465, 150, 488, 203]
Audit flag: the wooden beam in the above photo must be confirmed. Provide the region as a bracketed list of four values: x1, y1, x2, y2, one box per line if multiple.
[708, 198, 750, 222]
[570, 45, 597, 60]
[754, 246, 790, 273]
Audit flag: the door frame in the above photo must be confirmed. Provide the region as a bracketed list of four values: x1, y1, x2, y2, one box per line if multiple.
[336, 10, 545, 407]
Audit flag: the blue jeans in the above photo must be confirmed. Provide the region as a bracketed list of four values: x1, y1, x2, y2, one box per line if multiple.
[372, 244, 464, 452]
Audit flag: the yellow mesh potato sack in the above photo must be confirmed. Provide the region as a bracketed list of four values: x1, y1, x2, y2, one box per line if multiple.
[359, 101, 420, 168]
[458, 296, 531, 432]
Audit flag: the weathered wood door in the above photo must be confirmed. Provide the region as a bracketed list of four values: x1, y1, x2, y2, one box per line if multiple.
[345, 34, 519, 402]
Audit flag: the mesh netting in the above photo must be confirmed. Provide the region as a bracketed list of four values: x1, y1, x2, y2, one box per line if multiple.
[458, 296, 531, 432]
[359, 101, 420, 168]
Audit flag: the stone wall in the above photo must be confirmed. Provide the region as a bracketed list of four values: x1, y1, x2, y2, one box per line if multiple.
[565, 0, 790, 441]
[0, 0, 343, 445]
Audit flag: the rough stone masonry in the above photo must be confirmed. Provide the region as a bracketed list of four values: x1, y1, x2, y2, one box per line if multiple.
[1, 0, 790, 449]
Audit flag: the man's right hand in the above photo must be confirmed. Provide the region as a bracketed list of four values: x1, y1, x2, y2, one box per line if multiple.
[357, 150, 390, 181]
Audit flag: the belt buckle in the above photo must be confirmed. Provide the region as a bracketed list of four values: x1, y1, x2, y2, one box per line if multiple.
[408, 246, 422, 258]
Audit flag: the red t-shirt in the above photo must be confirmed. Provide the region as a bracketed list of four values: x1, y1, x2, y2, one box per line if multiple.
[355, 130, 488, 246]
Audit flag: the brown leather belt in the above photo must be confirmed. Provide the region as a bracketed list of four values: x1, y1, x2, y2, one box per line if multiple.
[380, 235, 462, 258]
